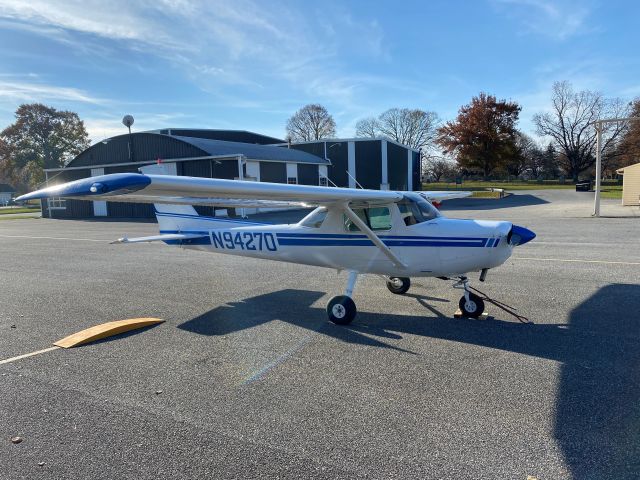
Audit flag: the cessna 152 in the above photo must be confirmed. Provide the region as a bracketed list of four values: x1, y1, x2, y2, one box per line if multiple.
[17, 165, 535, 324]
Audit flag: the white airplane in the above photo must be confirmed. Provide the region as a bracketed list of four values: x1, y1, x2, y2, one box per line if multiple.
[17, 165, 535, 324]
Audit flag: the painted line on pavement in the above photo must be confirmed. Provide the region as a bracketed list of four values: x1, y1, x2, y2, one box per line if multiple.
[513, 257, 640, 266]
[0, 346, 60, 365]
[242, 334, 315, 385]
[531, 241, 634, 246]
[0, 234, 110, 243]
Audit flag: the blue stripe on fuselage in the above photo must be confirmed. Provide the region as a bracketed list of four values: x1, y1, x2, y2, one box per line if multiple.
[276, 233, 488, 241]
[161, 230, 493, 248]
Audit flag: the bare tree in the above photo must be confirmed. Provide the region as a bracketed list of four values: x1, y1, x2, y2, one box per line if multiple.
[286, 104, 336, 141]
[423, 156, 458, 182]
[506, 131, 543, 178]
[355, 117, 378, 138]
[610, 98, 640, 173]
[355, 108, 440, 151]
[533, 81, 630, 181]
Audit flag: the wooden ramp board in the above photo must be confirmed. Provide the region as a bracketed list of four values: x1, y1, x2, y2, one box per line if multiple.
[453, 310, 493, 320]
[54, 317, 164, 348]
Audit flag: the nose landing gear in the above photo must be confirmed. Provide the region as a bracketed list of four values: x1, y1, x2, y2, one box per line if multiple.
[452, 276, 532, 323]
[453, 276, 486, 319]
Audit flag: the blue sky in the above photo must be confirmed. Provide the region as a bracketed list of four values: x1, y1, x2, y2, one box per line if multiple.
[0, 0, 638, 144]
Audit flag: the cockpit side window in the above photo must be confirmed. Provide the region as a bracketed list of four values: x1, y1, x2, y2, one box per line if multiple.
[343, 206, 392, 231]
[398, 202, 418, 226]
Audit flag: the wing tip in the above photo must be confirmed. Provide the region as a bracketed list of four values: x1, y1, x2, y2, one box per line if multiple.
[16, 173, 151, 202]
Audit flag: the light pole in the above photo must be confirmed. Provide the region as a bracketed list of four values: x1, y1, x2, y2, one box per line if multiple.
[122, 115, 135, 162]
[592, 116, 640, 217]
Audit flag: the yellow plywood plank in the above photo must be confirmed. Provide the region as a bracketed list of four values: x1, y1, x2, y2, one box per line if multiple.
[54, 317, 164, 348]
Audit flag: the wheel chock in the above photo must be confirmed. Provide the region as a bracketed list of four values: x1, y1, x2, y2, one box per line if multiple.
[453, 309, 492, 320]
[54, 318, 164, 348]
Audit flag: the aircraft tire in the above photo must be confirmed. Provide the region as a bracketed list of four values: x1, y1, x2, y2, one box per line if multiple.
[327, 295, 357, 325]
[458, 293, 485, 319]
[386, 277, 411, 295]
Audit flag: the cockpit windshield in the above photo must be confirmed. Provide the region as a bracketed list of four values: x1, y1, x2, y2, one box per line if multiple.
[299, 207, 328, 228]
[397, 195, 440, 226]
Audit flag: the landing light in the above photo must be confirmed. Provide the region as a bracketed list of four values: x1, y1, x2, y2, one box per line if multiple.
[90, 182, 105, 193]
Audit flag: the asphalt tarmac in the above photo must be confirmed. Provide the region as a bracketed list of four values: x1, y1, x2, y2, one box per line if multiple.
[1, 190, 639, 479]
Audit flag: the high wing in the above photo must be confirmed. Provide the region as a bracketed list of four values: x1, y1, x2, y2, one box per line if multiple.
[16, 173, 403, 208]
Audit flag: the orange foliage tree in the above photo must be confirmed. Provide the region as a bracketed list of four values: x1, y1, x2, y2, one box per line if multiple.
[436, 93, 520, 179]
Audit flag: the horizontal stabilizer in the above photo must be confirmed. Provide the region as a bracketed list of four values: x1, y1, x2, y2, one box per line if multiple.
[111, 233, 208, 244]
[418, 191, 472, 202]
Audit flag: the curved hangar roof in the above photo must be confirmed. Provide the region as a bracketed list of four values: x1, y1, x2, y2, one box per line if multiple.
[172, 135, 328, 164]
[66, 132, 328, 169]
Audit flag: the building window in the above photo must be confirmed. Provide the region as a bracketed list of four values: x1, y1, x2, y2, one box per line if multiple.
[47, 197, 66, 210]
[319, 176, 328, 187]
[287, 177, 298, 184]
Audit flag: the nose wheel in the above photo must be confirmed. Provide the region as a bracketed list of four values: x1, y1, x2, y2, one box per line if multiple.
[458, 292, 485, 318]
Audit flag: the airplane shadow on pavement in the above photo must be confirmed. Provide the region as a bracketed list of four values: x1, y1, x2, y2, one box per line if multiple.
[178, 284, 640, 479]
[440, 193, 549, 211]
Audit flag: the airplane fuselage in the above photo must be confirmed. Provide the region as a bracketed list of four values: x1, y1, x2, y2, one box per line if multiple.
[158, 200, 516, 277]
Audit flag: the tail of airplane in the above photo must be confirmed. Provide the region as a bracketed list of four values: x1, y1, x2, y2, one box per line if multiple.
[139, 163, 266, 234]
[138, 163, 202, 233]
[153, 203, 204, 233]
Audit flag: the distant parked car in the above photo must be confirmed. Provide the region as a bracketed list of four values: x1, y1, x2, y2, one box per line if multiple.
[575, 181, 591, 192]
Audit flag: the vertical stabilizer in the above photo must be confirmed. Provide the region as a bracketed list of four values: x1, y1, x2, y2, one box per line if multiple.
[140, 163, 199, 231]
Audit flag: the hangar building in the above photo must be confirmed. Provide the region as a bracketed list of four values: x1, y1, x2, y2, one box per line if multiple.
[42, 129, 420, 219]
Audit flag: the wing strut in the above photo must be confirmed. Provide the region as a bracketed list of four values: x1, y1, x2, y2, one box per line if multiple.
[342, 204, 407, 269]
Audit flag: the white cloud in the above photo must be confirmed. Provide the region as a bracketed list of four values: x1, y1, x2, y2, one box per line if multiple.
[0, 0, 180, 48]
[492, 0, 594, 40]
[0, 1, 393, 107]
[0, 80, 104, 104]
[0, 1, 434, 137]
[0, 0, 310, 63]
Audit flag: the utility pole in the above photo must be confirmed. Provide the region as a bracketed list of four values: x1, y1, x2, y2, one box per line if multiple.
[592, 116, 640, 217]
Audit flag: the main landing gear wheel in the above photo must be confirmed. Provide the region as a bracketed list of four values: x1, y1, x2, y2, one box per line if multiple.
[386, 277, 411, 295]
[327, 295, 357, 325]
[458, 292, 485, 319]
